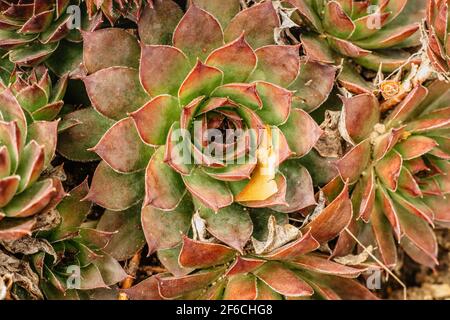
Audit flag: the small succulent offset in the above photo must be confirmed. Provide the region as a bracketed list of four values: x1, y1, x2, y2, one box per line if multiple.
[9, 66, 68, 121]
[328, 80, 450, 268]
[0, 68, 64, 242]
[287, 0, 426, 71]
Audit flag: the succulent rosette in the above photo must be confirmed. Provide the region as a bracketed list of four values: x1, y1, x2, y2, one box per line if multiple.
[0, 80, 64, 241]
[85, 0, 146, 24]
[426, 0, 450, 79]
[59, 0, 338, 246]
[0, 0, 102, 70]
[9, 65, 68, 121]
[327, 80, 450, 268]
[286, 0, 426, 71]
[124, 194, 378, 300]
[28, 180, 127, 300]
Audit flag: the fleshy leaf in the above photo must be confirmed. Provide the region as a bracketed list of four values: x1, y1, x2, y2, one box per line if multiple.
[255, 81, 292, 126]
[131, 95, 181, 146]
[375, 149, 403, 191]
[49, 179, 91, 242]
[84, 67, 149, 120]
[157, 267, 224, 299]
[289, 60, 336, 112]
[336, 139, 371, 184]
[270, 160, 316, 213]
[253, 262, 313, 297]
[263, 229, 320, 261]
[395, 136, 438, 160]
[301, 183, 352, 244]
[397, 205, 438, 267]
[372, 199, 398, 267]
[173, 4, 224, 63]
[141, 196, 193, 253]
[223, 274, 258, 300]
[212, 83, 262, 110]
[199, 203, 253, 253]
[280, 109, 323, 158]
[191, 0, 240, 29]
[341, 94, 380, 143]
[291, 254, 364, 278]
[27, 120, 58, 167]
[183, 168, 233, 212]
[249, 45, 300, 87]
[139, 45, 190, 97]
[97, 205, 145, 261]
[323, 1, 355, 39]
[144, 146, 186, 211]
[3, 179, 55, 218]
[82, 29, 140, 73]
[178, 61, 223, 106]
[85, 161, 144, 211]
[179, 236, 235, 269]
[91, 117, 153, 173]
[122, 276, 163, 300]
[138, 0, 183, 45]
[57, 108, 115, 162]
[206, 34, 257, 84]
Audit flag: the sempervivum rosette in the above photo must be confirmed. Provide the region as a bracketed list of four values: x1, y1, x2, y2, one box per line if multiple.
[426, 0, 450, 80]
[9, 65, 68, 121]
[326, 80, 450, 268]
[59, 0, 338, 255]
[0, 0, 102, 71]
[85, 0, 146, 24]
[286, 0, 426, 71]
[122, 192, 378, 300]
[0, 83, 64, 241]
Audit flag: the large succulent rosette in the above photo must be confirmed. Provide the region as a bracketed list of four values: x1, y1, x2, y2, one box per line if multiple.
[0, 82, 64, 241]
[287, 0, 426, 71]
[327, 80, 450, 268]
[60, 1, 338, 231]
[426, 0, 450, 79]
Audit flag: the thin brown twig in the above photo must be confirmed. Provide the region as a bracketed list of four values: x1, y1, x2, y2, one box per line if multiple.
[121, 250, 142, 290]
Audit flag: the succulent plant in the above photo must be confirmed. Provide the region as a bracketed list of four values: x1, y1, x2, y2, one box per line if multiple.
[0, 80, 64, 242]
[123, 188, 378, 300]
[286, 0, 426, 71]
[327, 80, 450, 268]
[426, 0, 450, 80]
[0, 0, 102, 70]
[29, 180, 127, 300]
[60, 1, 338, 225]
[85, 0, 145, 24]
[9, 65, 68, 121]
[2, 0, 450, 301]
